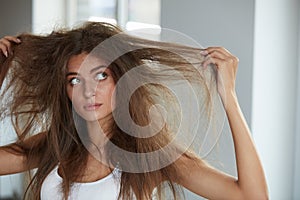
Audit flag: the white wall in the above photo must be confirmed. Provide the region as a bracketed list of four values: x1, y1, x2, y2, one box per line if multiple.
[0, 0, 32, 37]
[161, 0, 255, 199]
[161, 0, 254, 125]
[162, 0, 300, 199]
[32, 0, 67, 34]
[252, 0, 299, 199]
[293, 3, 300, 199]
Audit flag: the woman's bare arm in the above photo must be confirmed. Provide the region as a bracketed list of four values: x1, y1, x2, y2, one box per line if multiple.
[0, 132, 47, 175]
[0, 144, 27, 175]
[176, 47, 268, 199]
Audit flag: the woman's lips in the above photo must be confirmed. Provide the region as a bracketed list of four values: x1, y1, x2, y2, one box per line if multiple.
[84, 103, 102, 111]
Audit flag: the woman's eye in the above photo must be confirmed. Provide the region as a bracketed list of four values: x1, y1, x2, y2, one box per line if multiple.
[69, 77, 81, 86]
[95, 72, 108, 81]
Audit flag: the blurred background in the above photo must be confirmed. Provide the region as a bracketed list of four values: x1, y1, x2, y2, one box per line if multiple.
[0, 0, 299, 199]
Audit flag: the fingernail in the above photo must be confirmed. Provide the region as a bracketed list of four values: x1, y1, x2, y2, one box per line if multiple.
[17, 38, 21, 43]
[4, 51, 8, 57]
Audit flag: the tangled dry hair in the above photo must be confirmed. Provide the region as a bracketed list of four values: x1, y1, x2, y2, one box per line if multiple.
[0, 22, 216, 199]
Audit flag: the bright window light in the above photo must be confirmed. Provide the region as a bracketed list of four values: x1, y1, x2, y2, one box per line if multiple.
[126, 21, 161, 32]
[125, 21, 161, 41]
[88, 16, 117, 25]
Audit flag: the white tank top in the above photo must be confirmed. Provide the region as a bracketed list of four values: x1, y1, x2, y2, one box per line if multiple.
[40, 166, 121, 200]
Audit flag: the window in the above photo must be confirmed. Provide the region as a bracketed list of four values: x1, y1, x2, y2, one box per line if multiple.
[75, 0, 117, 25]
[68, 0, 161, 31]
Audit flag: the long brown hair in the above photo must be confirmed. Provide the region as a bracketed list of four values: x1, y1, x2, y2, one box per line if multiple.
[0, 22, 215, 199]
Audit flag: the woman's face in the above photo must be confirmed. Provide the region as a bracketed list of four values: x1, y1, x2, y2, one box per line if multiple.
[66, 53, 116, 122]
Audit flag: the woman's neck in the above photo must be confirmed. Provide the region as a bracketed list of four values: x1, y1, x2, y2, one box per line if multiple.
[81, 153, 113, 183]
[85, 115, 114, 164]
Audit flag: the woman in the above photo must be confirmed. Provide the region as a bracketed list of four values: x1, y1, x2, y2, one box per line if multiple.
[0, 22, 268, 199]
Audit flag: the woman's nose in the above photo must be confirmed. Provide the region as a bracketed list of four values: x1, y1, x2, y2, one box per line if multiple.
[83, 81, 97, 98]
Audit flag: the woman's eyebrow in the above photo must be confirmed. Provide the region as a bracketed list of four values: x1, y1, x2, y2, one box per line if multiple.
[66, 72, 78, 77]
[66, 65, 107, 77]
[90, 65, 107, 74]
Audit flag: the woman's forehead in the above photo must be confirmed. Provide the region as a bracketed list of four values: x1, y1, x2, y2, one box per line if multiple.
[67, 53, 108, 72]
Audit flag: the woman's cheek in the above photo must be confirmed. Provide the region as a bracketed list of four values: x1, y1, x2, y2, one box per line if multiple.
[66, 86, 73, 100]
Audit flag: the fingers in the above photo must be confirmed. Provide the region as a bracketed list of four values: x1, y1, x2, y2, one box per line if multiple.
[0, 36, 21, 57]
[202, 56, 225, 69]
[200, 47, 239, 69]
[200, 46, 239, 102]
[205, 46, 232, 57]
[3, 36, 21, 44]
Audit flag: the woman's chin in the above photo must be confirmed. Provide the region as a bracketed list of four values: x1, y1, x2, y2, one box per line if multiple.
[78, 112, 101, 122]
[80, 113, 111, 123]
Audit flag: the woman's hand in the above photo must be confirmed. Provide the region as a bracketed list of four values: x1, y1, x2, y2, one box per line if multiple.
[0, 36, 21, 57]
[201, 47, 239, 108]
[0, 36, 21, 87]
